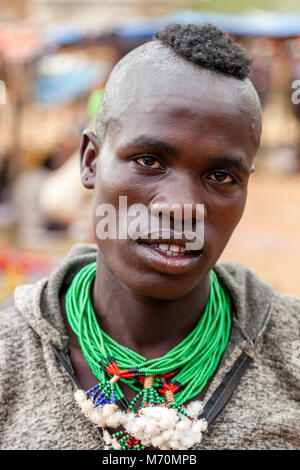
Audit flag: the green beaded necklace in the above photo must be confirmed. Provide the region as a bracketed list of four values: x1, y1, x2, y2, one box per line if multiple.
[65, 262, 231, 408]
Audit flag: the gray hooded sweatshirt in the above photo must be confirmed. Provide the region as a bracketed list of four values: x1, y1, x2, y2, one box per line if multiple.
[0, 243, 299, 450]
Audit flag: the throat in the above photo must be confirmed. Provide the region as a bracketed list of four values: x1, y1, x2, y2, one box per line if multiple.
[95, 311, 198, 360]
[91, 277, 211, 361]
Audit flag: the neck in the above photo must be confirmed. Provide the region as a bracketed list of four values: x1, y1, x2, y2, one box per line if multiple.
[92, 252, 211, 360]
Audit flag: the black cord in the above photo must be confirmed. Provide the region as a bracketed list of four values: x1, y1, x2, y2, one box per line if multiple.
[52, 344, 83, 390]
[51, 344, 129, 411]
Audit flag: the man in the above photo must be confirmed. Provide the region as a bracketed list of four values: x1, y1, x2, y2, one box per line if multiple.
[0, 24, 299, 450]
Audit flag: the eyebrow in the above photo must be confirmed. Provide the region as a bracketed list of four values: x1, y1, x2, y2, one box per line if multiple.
[209, 156, 250, 175]
[121, 135, 180, 156]
[121, 136, 250, 175]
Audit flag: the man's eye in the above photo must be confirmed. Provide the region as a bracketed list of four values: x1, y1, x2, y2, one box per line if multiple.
[207, 171, 235, 184]
[135, 156, 162, 169]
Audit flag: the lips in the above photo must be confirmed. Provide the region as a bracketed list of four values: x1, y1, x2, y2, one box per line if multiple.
[135, 238, 203, 275]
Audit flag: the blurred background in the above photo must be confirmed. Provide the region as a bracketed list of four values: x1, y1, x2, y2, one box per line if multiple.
[0, 0, 300, 309]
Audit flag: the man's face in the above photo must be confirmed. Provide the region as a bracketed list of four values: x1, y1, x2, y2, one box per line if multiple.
[81, 61, 260, 300]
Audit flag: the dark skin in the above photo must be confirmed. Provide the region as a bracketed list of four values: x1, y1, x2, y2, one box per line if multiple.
[60, 57, 260, 442]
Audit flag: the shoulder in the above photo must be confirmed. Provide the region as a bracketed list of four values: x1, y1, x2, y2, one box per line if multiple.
[0, 301, 30, 341]
[214, 261, 273, 290]
[215, 261, 300, 318]
[0, 281, 44, 363]
[215, 261, 300, 358]
[264, 291, 300, 377]
[0, 299, 43, 422]
[273, 290, 300, 316]
[266, 290, 300, 353]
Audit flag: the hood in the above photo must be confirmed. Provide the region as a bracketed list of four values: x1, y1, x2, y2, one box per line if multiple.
[14, 243, 274, 357]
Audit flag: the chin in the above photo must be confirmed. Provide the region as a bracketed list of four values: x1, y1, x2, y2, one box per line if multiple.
[118, 267, 208, 301]
[97, 243, 213, 300]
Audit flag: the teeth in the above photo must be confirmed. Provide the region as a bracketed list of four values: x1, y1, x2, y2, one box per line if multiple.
[158, 244, 186, 251]
[158, 244, 170, 252]
[169, 244, 180, 252]
[157, 243, 187, 256]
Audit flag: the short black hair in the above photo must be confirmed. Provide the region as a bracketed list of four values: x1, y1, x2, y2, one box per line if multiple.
[154, 23, 251, 80]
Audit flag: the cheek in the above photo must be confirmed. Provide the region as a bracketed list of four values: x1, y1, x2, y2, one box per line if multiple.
[94, 161, 149, 207]
[91, 168, 148, 259]
[205, 190, 247, 249]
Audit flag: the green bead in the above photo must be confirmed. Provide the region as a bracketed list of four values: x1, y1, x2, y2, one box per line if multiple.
[65, 262, 231, 410]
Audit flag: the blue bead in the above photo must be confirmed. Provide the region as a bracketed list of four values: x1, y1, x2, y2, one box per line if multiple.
[93, 389, 101, 401]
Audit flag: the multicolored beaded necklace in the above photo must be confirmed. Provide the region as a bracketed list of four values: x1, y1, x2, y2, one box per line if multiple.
[65, 262, 231, 450]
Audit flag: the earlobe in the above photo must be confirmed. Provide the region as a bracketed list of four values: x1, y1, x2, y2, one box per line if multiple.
[80, 129, 101, 189]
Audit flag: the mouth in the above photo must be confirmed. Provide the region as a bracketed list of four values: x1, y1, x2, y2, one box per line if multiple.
[135, 239, 203, 275]
[137, 240, 202, 257]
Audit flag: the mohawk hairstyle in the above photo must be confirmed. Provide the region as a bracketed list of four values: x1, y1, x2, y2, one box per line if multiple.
[154, 23, 251, 80]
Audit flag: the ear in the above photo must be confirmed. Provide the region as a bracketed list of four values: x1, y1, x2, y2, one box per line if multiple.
[80, 129, 100, 189]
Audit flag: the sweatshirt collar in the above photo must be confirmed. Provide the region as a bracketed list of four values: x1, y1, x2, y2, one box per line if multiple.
[15, 243, 274, 357]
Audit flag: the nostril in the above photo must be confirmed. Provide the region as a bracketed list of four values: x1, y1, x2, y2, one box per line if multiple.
[151, 201, 204, 220]
[150, 202, 174, 215]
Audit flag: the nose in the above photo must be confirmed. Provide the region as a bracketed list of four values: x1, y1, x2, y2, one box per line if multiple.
[150, 175, 205, 222]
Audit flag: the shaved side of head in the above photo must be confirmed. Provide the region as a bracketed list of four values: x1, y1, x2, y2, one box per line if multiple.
[96, 27, 262, 147]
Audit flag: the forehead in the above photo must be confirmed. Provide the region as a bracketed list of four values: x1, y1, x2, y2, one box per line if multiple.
[99, 45, 261, 154]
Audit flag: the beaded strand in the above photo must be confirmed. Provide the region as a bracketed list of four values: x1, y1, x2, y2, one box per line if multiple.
[67, 262, 231, 450]
[66, 262, 231, 406]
